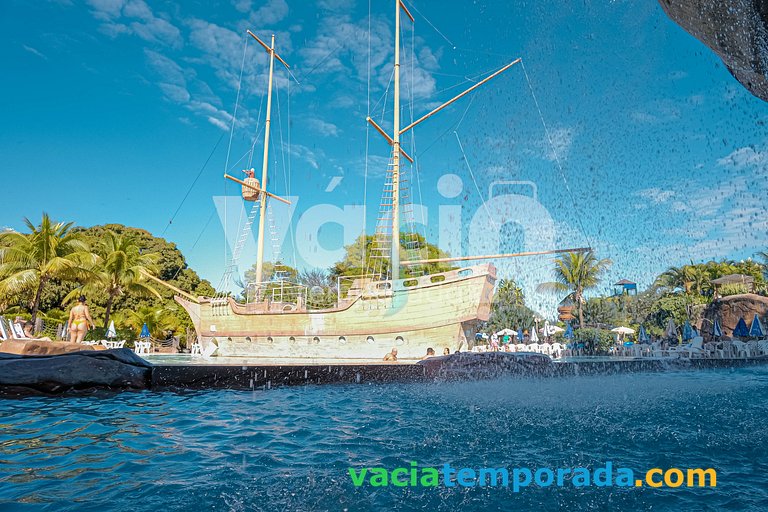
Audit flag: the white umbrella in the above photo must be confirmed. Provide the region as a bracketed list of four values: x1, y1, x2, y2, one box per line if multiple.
[610, 327, 635, 335]
[529, 326, 540, 343]
[106, 320, 117, 339]
[495, 328, 516, 336]
[548, 325, 565, 334]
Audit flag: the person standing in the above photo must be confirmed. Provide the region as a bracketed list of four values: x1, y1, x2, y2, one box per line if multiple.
[68, 295, 94, 344]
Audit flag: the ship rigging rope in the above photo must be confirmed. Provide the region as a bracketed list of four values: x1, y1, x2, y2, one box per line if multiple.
[520, 59, 593, 249]
[362, 0, 372, 273]
[161, 132, 224, 237]
[222, 36, 249, 288]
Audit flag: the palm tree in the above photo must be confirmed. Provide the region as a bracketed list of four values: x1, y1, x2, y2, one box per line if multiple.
[115, 305, 180, 339]
[67, 231, 161, 328]
[656, 265, 694, 293]
[537, 251, 612, 328]
[0, 214, 94, 324]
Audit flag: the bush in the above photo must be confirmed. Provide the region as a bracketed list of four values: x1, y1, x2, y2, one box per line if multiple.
[84, 326, 137, 342]
[719, 283, 749, 296]
[574, 327, 615, 354]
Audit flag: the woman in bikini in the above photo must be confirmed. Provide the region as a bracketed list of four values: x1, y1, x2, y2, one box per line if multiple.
[68, 295, 94, 343]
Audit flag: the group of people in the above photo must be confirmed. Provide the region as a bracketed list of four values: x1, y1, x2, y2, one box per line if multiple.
[382, 346, 452, 361]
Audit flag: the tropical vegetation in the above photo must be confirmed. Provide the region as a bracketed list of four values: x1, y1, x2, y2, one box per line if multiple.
[0, 215, 214, 344]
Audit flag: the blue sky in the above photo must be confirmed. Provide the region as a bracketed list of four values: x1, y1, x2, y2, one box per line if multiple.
[1, 0, 768, 313]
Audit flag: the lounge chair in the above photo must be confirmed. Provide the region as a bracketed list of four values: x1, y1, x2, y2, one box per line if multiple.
[11, 322, 28, 339]
[190, 342, 202, 356]
[550, 342, 564, 358]
[134, 341, 151, 355]
[732, 340, 750, 358]
[674, 336, 706, 358]
[527, 343, 540, 353]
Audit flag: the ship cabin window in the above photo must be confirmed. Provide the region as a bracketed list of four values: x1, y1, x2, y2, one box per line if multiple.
[312, 336, 320, 344]
[366, 336, 375, 344]
[430, 275, 446, 283]
[376, 282, 392, 290]
[395, 336, 404, 345]
[403, 279, 418, 288]
[267, 336, 274, 343]
[289, 336, 296, 343]
[245, 336, 252, 342]
[458, 269, 473, 277]
[338, 336, 347, 344]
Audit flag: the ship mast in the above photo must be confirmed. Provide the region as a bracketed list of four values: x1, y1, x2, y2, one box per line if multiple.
[246, 31, 290, 285]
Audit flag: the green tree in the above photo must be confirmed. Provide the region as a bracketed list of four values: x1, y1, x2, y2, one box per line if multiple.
[537, 251, 612, 328]
[485, 278, 536, 333]
[330, 232, 454, 279]
[67, 231, 162, 328]
[0, 214, 94, 324]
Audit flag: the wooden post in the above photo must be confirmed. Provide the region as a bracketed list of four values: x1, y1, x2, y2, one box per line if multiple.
[391, 0, 402, 282]
[254, 35, 277, 286]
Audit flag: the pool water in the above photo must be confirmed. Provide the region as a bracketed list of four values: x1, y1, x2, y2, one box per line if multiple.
[2, 366, 768, 511]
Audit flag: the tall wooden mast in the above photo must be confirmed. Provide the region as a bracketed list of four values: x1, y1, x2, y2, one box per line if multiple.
[247, 31, 290, 285]
[366, 2, 520, 282]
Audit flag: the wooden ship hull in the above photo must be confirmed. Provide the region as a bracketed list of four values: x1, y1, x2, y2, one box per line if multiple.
[175, 264, 496, 360]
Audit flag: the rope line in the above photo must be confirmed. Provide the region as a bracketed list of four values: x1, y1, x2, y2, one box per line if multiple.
[161, 132, 224, 236]
[520, 59, 592, 249]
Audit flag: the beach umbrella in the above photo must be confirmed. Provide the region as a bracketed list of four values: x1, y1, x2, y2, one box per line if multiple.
[140, 323, 150, 338]
[665, 319, 678, 339]
[543, 320, 551, 337]
[733, 317, 749, 338]
[682, 320, 693, 341]
[713, 318, 722, 339]
[549, 325, 565, 334]
[495, 328, 515, 336]
[610, 327, 635, 335]
[749, 314, 764, 338]
[106, 320, 116, 339]
[638, 325, 650, 343]
[564, 322, 574, 339]
[529, 325, 540, 343]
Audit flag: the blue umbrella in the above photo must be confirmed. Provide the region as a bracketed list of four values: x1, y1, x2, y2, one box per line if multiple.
[638, 325, 650, 344]
[749, 314, 764, 338]
[713, 318, 722, 338]
[564, 322, 574, 339]
[682, 320, 693, 341]
[733, 317, 749, 338]
[140, 323, 150, 338]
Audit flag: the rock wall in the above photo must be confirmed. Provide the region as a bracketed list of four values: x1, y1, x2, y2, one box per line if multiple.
[658, 0, 768, 102]
[700, 293, 768, 339]
[0, 349, 152, 395]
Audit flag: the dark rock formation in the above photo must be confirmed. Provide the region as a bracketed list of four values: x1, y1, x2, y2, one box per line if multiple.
[659, 0, 768, 102]
[418, 352, 553, 380]
[700, 293, 768, 339]
[0, 349, 152, 395]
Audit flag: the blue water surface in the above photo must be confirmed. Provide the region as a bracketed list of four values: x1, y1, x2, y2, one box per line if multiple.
[1, 366, 768, 511]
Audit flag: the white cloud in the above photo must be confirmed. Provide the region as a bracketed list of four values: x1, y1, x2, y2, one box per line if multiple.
[717, 146, 768, 169]
[306, 118, 339, 137]
[542, 126, 574, 162]
[86, 0, 182, 48]
[299, 14, 439, 100]
[635, 187, 675, 204]
[22, 45, 47, 60]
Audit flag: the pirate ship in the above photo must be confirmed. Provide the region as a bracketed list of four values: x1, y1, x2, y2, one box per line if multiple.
[148, 1, 586, 359]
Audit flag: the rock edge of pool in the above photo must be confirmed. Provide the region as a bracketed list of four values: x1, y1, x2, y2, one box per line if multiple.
[2, 349, 768, 396]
